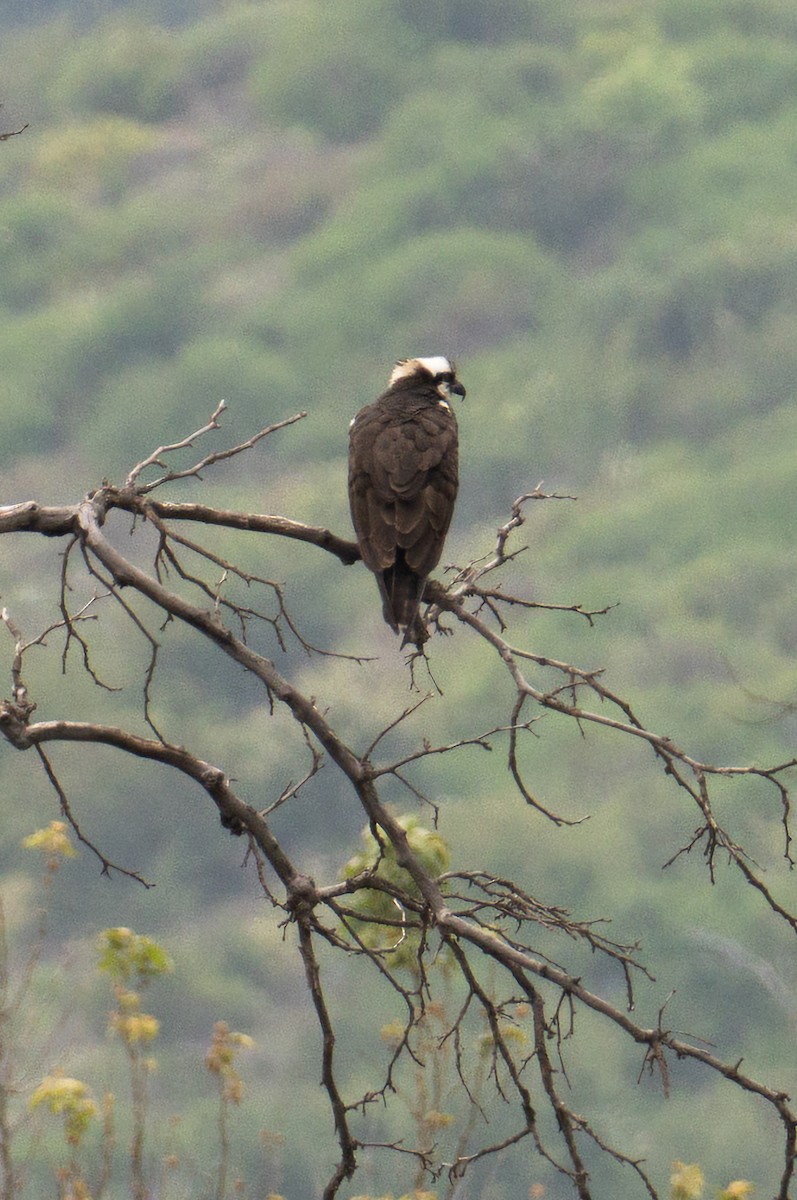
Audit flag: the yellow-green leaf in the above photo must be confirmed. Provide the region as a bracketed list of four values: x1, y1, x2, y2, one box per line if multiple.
[671, 1161, 704, 1199]
[22, 821, 77, 858]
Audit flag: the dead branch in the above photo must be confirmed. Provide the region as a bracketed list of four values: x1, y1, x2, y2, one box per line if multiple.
[123, 405, 308, 494]
[1, 413, 795, 1199]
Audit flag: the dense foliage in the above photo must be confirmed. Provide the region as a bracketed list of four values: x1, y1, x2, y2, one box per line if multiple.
[1, 1, 796, 1196]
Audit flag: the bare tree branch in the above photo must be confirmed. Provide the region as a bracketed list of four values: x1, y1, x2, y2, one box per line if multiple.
[123, 405, 309, 494]
[2, 410, 795, 1199]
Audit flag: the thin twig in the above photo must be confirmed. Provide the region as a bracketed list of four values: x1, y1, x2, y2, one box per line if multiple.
[124, 407, 307, 493]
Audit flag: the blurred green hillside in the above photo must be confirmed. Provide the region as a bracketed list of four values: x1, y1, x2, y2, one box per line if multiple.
[1, 1, 796, 1197]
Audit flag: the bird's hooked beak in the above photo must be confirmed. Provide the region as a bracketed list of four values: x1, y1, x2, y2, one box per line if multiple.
[440, 379, 466, 401]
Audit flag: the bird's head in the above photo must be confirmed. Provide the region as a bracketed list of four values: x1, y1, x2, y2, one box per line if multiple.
[389, 356, 466, 402]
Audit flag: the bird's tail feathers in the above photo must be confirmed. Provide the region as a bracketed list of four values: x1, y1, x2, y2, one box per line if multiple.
[378, 560, 427, 645]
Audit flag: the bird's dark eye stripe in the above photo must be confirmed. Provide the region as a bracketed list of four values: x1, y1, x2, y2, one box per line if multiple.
[434, 372, 454, 383]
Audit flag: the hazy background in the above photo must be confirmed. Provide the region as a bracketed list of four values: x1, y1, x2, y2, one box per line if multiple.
[1, 2, 796, 1196]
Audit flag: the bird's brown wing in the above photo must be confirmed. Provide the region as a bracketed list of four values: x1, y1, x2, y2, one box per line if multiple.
[349, 404, 396, 572]
[348, 402, 458, 578]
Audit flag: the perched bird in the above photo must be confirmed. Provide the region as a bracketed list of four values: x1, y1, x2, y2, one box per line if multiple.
[348, 356, 465, 646]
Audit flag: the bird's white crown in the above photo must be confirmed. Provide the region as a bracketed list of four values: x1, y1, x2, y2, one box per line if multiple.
[389, 356, 454, 386]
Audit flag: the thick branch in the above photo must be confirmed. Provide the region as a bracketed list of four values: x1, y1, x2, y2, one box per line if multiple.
[0, 495, 360, 565]
[113, 493, 360, 564]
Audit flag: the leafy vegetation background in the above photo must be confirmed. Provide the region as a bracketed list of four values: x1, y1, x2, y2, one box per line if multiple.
[1, 0, 796, 1196]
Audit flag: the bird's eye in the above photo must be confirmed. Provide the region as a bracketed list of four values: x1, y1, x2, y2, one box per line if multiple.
[435, 372, 453, 385]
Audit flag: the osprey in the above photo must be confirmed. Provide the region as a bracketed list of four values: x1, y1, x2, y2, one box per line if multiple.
[348, 356, 465, 646]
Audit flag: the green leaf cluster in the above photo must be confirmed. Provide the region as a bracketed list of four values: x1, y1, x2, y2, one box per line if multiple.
[341, 815, 450, 970]
[97, 926, 173, 986]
